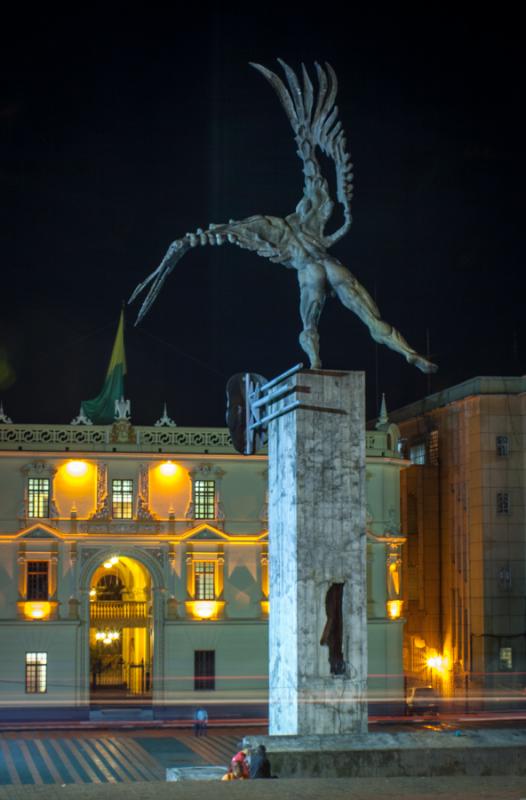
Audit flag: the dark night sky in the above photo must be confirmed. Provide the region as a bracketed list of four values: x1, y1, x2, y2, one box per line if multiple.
[0, 9, 523, 426]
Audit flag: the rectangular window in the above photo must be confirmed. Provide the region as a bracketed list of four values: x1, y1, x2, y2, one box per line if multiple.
[428, 430, 439, 466]
[497, 492, 510, 515]
[194, 480, 215, 519]
[496, 435, 509, 457]
[112, 479, 133, 519]
[26, 562, 49, 600]
[194, 650, 215, 690]
[28, 478, 50, 518]
[25, 652, 47, 693]
[195, 561, 215, 600]
[409, 443, 426, 465]
[499, 646, 513, 670]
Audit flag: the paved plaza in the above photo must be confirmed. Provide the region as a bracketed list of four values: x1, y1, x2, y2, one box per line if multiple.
[0, 728, 240, 787]
[0, 775, 525, 799]
[0, 725, 525, 798]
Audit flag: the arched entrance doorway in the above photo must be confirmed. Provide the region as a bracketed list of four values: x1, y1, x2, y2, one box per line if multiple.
[89, 555, 153, 701]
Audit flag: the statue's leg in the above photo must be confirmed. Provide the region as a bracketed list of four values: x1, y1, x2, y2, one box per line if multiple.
[297, 265, 326, 369]
[324, 259, 437, 374]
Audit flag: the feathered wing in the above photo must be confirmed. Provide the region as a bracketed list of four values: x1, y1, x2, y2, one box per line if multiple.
[250, 59, 354, 246]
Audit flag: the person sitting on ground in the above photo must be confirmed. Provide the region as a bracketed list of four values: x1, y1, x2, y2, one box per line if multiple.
[231, 747, 250, 779]
[221, 761, 246, 781]
[249, 744, 272, 779]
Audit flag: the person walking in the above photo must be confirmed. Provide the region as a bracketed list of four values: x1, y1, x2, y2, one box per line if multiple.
[193, 706, 208, 736]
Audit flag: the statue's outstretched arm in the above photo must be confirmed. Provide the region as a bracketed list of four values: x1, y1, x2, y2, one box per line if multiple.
[129, 217, 287, 324]
[251, 60, 354, 247]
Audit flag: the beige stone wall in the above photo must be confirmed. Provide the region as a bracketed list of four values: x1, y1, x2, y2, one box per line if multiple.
[397, 388, 526, 693]
[401, 464, 441, 674]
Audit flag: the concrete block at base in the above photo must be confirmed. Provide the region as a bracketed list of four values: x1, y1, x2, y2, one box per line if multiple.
[166, 766, 228, 781]
[244, 729, 526, 778]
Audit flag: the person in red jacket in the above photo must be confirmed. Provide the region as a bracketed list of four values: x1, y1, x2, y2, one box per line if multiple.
[230, 748, 250, 779]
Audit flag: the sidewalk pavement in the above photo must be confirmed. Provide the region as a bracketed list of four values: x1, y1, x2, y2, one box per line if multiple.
[1, 776, 526, 800]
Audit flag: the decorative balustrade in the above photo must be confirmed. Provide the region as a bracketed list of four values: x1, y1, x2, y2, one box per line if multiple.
[90, 600, 148, 624]
[0, 422, 400, 458]
[0, 425, 109, 447]
[0, 423, 235, 453]
[137, 427, 234, 452]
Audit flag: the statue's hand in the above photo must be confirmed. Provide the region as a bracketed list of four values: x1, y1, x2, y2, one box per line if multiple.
[129, 238, 191, 324]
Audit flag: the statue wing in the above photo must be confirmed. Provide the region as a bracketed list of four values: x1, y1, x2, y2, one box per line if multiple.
[251, 59, 354, 246]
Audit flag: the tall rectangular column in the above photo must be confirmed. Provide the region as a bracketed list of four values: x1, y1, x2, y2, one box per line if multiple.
[268, 369, 367, 735]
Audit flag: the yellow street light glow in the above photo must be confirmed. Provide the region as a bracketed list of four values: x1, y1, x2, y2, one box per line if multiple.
[24, 601, 51, 620]
[159, 461, 177, 477]
[103, 556, 119, 569]
[66, 460, 88, 477]
[427, 654, 449, 671]
[193, 601, 215, 620]
[387, 599, 403, 620]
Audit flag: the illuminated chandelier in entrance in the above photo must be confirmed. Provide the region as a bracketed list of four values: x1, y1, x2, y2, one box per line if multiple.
[95, 629, 120, 645]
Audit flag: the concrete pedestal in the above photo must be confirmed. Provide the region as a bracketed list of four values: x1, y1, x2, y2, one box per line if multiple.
[267, 369, 367, 736]
[244, 729, 526, 778]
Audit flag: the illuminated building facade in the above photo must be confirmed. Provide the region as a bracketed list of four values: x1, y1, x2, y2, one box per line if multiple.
[0, 408, 407, 720]
[392, 377, 526, 701]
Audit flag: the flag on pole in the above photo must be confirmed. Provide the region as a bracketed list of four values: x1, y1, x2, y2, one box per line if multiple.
[81, 310, 127, 424]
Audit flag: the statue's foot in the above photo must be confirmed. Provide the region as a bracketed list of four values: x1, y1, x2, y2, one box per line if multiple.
[407, 353, 438, 374]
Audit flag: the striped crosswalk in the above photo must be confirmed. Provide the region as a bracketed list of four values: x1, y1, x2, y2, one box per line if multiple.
[177, 733, 239, 766]
[0, 732, 242, 785]
[0, 736, 164, 785]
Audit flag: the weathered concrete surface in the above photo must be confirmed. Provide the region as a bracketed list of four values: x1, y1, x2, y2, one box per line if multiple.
[267, 370, 367, 736]
[245, 728, 526, 777]
[2, 775, 525, 799]
[166, 765, 228, 781]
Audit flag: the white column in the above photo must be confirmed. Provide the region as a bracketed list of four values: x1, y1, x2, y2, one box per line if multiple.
[268, 370, 367, 735]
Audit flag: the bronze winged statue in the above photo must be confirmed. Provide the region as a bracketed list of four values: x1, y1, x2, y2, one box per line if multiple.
[130, 60, 437, 374]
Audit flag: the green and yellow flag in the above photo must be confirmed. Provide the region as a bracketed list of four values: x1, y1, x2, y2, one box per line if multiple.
[81, 310, 127, 424]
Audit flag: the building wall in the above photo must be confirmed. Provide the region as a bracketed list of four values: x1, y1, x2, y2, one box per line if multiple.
[0, 419, 407, 719]
[0, 623, 83, 718]
[400, 464, 441, 684]
[392, 378, 526, 698]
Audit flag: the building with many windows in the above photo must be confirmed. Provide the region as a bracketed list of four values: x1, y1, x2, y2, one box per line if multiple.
[0, 403, 408, 721]
[391, 376, 526, 703]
